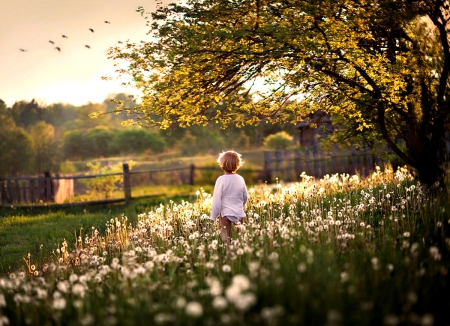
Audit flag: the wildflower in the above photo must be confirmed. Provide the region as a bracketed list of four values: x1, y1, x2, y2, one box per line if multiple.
[386, 264, 394, 273]
[383, 314, 400, 326]
[222, 264, 231, 273]
[231, 274, 251, 291]
[269, 252, 279, 261]
[327, 310, 342, 325]
[206, 277, 222, 296]
[429, 247, 441, 261]
[340, 271, 349, 283]
[52, 297, 66, 310]
[35, 287, 47, 300]
[0, 316, 9, 326]
[212, 296, 228, 310]
[297, 263, 307, 273]
[174, 296, 186, 309]
[57, 280, 70, 293]
[265, 305, 286, 321]
[371, 257, 380, 270]
[69, 274, 78, 283]
[421, 314, 434, 326]
[234, 292, 257, 311]
[185, 301, 203, 317]
[154, 313, 176, 325]
[72, 283, 86, 298]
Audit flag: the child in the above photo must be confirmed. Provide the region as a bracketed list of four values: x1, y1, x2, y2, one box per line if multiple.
[210, 150, 248, 244]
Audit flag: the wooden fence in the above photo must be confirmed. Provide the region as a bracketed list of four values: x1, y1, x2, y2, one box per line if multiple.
[0, 164, 264, 207]
[263, 146, 387, 183]
[0, 143, 428, 206]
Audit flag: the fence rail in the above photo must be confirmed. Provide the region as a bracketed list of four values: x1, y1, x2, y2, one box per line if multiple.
[263, 146, 387, 183]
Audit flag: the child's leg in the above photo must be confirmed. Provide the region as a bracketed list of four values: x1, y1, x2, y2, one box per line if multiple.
[220, 216, 232, 244]
[235, 218, 245, 234]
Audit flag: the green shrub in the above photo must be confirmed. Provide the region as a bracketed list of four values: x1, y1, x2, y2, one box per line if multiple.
[263, 131, 294, 150]
[112, 129, 167, 155]
[80, 161, 134, 200]
[59, 160, 77, 174]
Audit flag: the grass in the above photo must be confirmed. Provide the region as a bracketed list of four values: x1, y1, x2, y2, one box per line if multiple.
[0, 192, 195, 274]
[0, 167, 449, 325]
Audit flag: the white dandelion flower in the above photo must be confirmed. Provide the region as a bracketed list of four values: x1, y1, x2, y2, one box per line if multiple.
[185, 301, 203, 317]
[212, 296, 228, 310]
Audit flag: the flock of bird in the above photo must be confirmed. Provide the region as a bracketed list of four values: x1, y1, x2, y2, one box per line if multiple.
[19, 21, 114, 53]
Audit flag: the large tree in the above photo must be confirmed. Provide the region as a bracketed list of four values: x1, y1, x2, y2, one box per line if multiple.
[29, 121, 60, 173]
[106, 0, 450, 187]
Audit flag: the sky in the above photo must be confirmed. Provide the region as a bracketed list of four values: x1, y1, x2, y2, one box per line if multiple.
[0, 0, 162, 107]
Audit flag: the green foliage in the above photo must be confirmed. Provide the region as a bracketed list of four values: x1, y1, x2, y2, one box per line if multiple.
[177, 131, 199, 156]
[112, 128, 166, 155]
[107, 0, 450, 186]
[103, 93, 138, 124]
[29, 121, 60, 173]
[59, 160, 77, 175]
[62, 130, 89, 160]
[177, 129, 226, 156]
[0, 127, 35, 177]
[85, 126, 114, 157]
[194, 129, 226, 153]
[0, 100, 15, 131]
[75, 103, 111, 130]
[80, 161, 134, 200]
[230, 130, 251, 149]
[41, 103, 77, 129]
[10, 99, 44, 128]
[263, 131, 294, 150]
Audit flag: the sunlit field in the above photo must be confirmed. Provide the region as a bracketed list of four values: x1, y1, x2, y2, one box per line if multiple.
[0, 166, 449, 325]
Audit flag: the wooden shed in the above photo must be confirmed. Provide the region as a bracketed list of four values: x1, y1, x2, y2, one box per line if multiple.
[295, 111, 333, 147]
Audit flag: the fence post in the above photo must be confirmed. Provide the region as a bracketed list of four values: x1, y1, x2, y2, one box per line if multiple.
[123, 163, 132, 204]
[7, 180, 14, 204]
[189, 164, 195, 185]
[263, 152, 272, 183]
[44, 171, 55, 202]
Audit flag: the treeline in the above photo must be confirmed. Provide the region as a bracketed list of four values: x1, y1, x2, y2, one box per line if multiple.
[0, 94, 297, 177]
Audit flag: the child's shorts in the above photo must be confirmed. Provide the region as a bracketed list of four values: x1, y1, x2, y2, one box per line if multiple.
[222, 216, 244, 223]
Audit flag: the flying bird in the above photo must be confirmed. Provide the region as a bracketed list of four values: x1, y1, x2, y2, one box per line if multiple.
[55, 47, 61, 52]
[117, 41, 123, 44]
[104, 21, 110, 24]
[19, 48, 26, 52]
[89, 28, 94, 33]
[85, 45, 91, 49]
[49, 40, 54, 44]
[62, 35, 68, 38]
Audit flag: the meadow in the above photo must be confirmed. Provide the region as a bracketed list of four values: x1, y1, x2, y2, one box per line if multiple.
[0, 166, 449, 325]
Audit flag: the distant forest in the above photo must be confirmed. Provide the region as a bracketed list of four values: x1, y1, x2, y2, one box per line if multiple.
[0, 94, 297, 177]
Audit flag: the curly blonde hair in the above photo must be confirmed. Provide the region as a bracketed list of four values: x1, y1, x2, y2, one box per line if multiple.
[217, 150, 244, 173]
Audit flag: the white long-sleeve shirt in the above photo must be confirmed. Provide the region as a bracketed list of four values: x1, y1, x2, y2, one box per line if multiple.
[210, 173, 248, 221]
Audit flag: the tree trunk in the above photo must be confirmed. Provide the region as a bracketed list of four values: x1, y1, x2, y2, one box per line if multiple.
[405, 121, 447, 192]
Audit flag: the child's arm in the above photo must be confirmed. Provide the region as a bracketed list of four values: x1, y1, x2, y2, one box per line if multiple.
[243, 181, 249, 205]
[210, 178, 222, 221]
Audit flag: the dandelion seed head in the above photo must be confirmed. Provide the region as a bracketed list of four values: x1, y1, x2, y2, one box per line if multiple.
[222, 264, 231, 273]
[185, 301, 203, 317]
